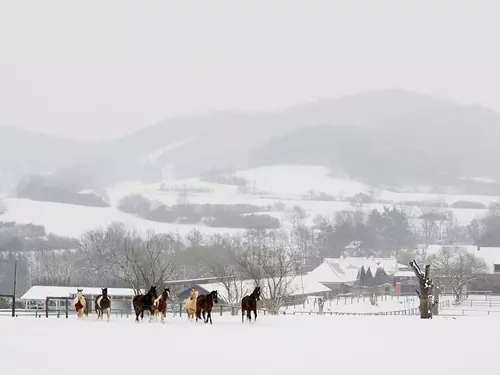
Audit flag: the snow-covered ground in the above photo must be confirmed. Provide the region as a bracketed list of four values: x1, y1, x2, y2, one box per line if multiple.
[282, 294, 456, 314]
[0, 198, 243, 238]
[445, 295, 500, 316]
[0, 314, 496, 375]
[1, 164, 498, 237]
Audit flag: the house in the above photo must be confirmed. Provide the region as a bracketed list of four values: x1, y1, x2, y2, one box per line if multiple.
[393, 270, 418, 295]
[344, 241, 363, 256]
[20, 286, 139, 313]
[308, 256, 407, 295]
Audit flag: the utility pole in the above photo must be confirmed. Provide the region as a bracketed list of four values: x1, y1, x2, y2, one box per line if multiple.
[11, 259, 17, 317]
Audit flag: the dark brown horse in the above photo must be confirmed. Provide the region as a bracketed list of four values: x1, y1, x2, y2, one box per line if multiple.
[241, 286, 261, 322]
[132, 286, 158, 323]
[196, 290, 218, 324]
[95, 288, 111, 321]
[153, 287, 170, 324]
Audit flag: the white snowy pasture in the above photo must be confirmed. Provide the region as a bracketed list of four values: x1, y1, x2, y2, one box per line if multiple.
[0, 314, 495, 375]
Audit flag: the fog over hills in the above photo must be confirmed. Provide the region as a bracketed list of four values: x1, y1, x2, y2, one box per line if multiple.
[2, 89, 500, 194]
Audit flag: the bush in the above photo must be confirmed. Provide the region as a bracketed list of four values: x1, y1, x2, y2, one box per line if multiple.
[0, 221, 77, 251]
[450, 200, 487, 209]
[118, 194, 152, 216]
[200, 173, 248, 186]
[206, 213, 280, 229]
[16, 175, 108, 207]
[117, 194, 279, 229]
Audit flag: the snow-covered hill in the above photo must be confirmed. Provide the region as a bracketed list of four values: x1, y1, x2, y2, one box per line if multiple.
[1, 164, 497, 239]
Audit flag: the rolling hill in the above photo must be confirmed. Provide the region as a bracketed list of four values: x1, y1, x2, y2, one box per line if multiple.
[2, 89, 500, 194]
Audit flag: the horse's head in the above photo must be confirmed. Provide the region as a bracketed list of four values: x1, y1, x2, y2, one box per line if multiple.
[76, 288, 83, 297]
[211, 290, 219, 304]
[253, 286, 261, 301]
[101, 288, 108, 296]
[162, 287, 170, 300]
[148, 286, 158, 300]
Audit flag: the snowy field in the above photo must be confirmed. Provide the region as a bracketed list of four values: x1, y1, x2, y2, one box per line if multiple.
[1, 164, 498, 238]
[0, 314, 496, 375]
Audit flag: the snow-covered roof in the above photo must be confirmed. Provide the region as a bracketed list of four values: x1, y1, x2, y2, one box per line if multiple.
[308, 257, 402, 285]
[394, 270, 417, 278]
[308, 260, 359, 284]
[20, 286, 140, 301]
[426, 245, 500, 274]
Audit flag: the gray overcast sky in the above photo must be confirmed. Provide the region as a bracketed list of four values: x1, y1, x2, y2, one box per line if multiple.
[0, 0, 499, 140]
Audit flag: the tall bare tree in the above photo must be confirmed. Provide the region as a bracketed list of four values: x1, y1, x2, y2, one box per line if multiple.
[79, 223, 181, 294]
[234, 229, 300, 313]
[426, 246, 488, 302]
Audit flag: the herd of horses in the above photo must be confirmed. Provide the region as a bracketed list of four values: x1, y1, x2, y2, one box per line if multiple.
[72, 286, 262, 324]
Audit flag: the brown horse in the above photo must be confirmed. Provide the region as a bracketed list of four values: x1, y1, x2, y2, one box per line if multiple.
[132, 286, 158, 323]
[95, 288, 111, 321]
[196, 290, 218, 324]
[241, 286, 261, 323]
[153, 287, 170, 324]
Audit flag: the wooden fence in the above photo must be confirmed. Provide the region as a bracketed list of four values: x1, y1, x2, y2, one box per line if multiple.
[0, 293, 15, 317]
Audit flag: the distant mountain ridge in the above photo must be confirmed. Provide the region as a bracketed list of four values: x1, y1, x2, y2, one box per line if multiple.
[2, 89, 500, 194]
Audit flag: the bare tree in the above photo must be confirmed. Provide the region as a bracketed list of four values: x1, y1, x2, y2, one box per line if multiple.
[426, 246, 488, 302]
[31, 250, 77, 286]
[234, 229, 300, 313]
[79, 223, 181, 293]
[409, 260, 437, 319]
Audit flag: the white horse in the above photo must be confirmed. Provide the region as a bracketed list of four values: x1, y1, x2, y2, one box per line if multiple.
[73, 289, 87, 318]
[184, 289, 198, 321]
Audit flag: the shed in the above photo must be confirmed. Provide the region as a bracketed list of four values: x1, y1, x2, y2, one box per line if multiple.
[21, 286, 141, 314]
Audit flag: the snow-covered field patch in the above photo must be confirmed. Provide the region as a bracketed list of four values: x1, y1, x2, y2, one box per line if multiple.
[1, 198, 243, 238]
[0, 314, 495, 375]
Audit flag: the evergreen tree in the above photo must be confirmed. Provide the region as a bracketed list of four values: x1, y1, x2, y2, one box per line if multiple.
[359, 265, 366, 284]
[365, 267, 373, 286]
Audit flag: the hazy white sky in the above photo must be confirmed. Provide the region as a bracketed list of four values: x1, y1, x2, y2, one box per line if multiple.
[1, 0, 499, 140]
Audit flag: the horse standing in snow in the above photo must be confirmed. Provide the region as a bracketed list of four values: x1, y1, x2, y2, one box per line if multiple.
[132, 286, 158, 323]
[184, 288, 198, 321]
[95, 288, 111, 321]
[73, 289, 87, 318]
[196, 290, 218, 324]
[153, 287, 170, 324]
[241, 286, 261, 323]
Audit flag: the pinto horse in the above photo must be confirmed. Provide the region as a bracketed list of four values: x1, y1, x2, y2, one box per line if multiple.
[153, 287, 170, 324]
[95, 288, 111, 321]
[196, 290, 218, 324]
[241, 286, 261, 323]
[184, 288, 198, 321]
[73, 289, 87, 318]
[132, 286, 158, 323]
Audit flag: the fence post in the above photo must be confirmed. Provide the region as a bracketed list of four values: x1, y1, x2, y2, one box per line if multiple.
[45, 297, 49, 318]
[220, 305, 223, 316]
[65, 299, 69, 318]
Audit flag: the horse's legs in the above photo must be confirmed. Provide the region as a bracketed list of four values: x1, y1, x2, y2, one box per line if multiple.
[247, 309, 251, 322]
[106, 308, 110, 321]
[208, 310, 212, 324]
[253, 309, 257, 321]
[242, 308, 245, 323]
[202, 310, 207, 323]
[135, 309, 140, 322]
